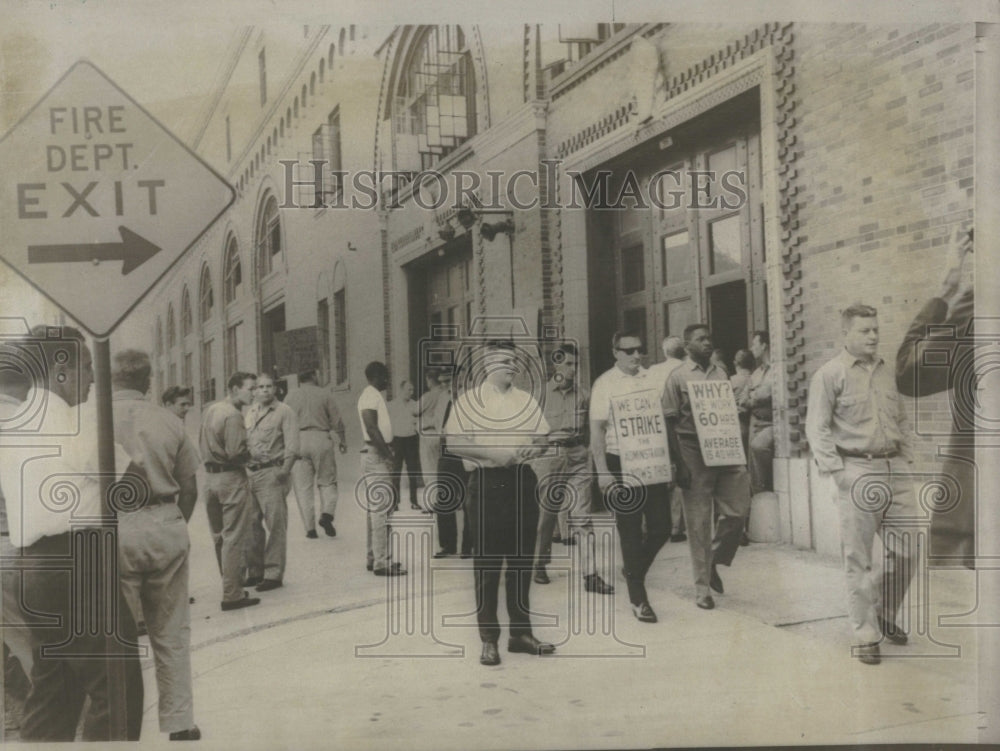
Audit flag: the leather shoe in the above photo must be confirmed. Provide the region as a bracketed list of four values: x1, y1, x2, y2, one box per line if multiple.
[374, 563, 407, 576]
[306, 530, 319, 539]
[221, 593, 261, 611]
[508, 634, 556, 655]
[169, 726, 201, 741]
[480, 642, 500, 666]
[561, 535, 577, 546]
[255, 579, 282, 592]
[366, 561, 374, 571]
[584, 573, 614, 594]
[533, 567, 550, 585]
[670, 532, 687, 542]
[710, 565, 724, 594]
[856, 642, 881, 665]
[878, 617, 908, 645]
[433, 549, 455, 559]
[319, 514, 336, 538]
[696, 594, 715, 610]
[631, 602, 657, 623]
[242, 575, 263, 588]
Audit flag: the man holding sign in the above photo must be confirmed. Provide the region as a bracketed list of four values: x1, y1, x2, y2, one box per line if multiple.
[663, 324, 751, 610]
[591, 332, 673, 624]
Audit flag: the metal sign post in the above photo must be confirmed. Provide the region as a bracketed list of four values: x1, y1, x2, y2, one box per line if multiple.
[0, 59, 234, 740]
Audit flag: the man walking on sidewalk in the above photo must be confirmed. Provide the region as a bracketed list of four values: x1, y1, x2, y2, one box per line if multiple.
[358, 361, 406, 577]
[591, 332, 673, 623]
[111, 349, 201, 741]
[663, 324, 751, 611]
[806, 303, 918, 665]
[445, 341, 555, 665]
[285, 370, 346, 539]
[200, 372, 261, 611]
[243, 373, 299, 592]
[532, 343, 613, 595]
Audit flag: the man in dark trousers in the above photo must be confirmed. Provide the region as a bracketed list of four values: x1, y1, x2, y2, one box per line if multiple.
[111, 349, 201, 741]
[199, 371, 261, 611]
[445, 341, 555, 666]
[896, 226, 975, 568]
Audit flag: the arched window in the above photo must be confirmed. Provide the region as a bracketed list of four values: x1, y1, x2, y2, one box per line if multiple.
[394, 26, 476, 171]
[301, 84, 308, 109]
[339, 28, 345, 54]
[156, 318, 163, 355]
[256, 195, 282, 278]
[166, 304, 176, 347]
[224, 236, 243, 304]
[294, 97, 299, 118]
[199, 264, 214, 323]
[328, 44, 335, 67]
[180, 286, 193, 337]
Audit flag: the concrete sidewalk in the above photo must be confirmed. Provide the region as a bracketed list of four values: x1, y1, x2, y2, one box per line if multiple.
[127, 454, 981, 748]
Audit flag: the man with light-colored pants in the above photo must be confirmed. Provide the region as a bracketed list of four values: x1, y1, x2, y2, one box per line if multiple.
[286, 370, 346, 538]
[111, 349, 201, 740]
[805, 303, 918, 666]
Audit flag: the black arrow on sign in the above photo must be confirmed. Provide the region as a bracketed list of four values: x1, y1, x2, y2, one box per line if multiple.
[28, 227, 161, 275]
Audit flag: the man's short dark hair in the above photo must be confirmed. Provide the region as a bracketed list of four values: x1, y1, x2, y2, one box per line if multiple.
[841, 303, 878, 328]
[611, 330, 641, 350]
[112, 349, 152, 392]
[734, 349, 755, 371]
[751, 330, 770, 349]
[298, 370, 317, 383]
[161, 385, 193, 405]
[365, 361, 388, 382]
[227, 371, 256, 391]
[683, 323, 710, 342]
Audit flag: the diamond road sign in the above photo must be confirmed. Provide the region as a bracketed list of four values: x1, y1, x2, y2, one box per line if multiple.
[0, 60, 235, 337]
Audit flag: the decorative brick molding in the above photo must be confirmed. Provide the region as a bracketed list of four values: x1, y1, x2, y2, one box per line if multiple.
[555, 101, 637, 160]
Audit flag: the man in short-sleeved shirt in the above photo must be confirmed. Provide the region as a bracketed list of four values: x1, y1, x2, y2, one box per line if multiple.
[285, 370, 346, 538]
[742, 330, 775, 494]
[243, 373, 299, 591]
[806, 304, 917, 665]
[112, 349, 201, 740]
[357, 361, 405, 576]
[663, 323, 750, 611]
[591, 332, 672, 623]
[199, 372, 260, 611]
[445, 341, 554, 666]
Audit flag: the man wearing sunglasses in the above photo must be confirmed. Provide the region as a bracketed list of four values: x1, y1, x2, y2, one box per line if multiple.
[591, 331, 673, 623]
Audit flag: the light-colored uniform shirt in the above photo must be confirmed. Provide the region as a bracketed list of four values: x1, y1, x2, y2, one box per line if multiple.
[0, 388, 128, 548]
[388, 398, 418, 439]
[746, 362, 774, 425]
[805, 349, 914, 474]
[284, 382, 345, 442]
[199, 399, 248, 465]
[417, 388, 444, 433]
[112, 389, 199, 497]
[590, 366, 659, 455]
[444, 381, 550, 471]
[358, 385, 393, 443]
[245, 399, 299, 464]
[662, 358, 731, 437]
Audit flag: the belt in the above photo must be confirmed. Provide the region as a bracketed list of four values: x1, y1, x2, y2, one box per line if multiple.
[836, 447, 898, 460]
[246, 459, 283, 472]
[301, 427, 328, 432]
[204, 461, 243, 473]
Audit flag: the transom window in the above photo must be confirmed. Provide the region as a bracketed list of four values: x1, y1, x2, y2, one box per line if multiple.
[224, 237, 243, 304]
[256, 196, 282, 278]
[199, 264, 214, 323]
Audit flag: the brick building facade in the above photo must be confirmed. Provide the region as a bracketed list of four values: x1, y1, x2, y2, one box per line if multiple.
[127, 22, 976, 559]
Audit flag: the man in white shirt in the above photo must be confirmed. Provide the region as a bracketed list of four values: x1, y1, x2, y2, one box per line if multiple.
[591, 331, 674, 623]
[445, 341, 555, 666]
[357, 361, 406, 576]
[0, 326, 143, 740]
